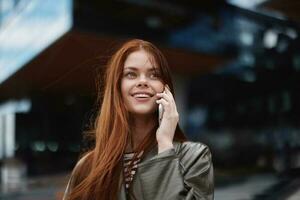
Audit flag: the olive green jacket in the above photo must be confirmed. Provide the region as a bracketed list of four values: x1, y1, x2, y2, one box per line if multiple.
[63, 141, 214, 200]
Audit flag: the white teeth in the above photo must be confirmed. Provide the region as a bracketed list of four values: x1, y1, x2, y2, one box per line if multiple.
[133, 93, 151, 98]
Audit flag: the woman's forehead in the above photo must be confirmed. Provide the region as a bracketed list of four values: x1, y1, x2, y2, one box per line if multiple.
[124, 50, 158, 70]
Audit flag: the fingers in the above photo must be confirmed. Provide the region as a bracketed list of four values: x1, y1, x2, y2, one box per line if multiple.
[165, 84, 171, 93]
[156, 92, 179, 120]
[156, 85, 174, 103]
[156, 92, 172, 103]
[156, 84, 178, 114]
[156, 98, 168, 106]
[164, 85, 175, 101]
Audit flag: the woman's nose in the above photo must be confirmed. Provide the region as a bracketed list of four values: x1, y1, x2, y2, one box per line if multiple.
[137, 82, 148, 87]
[136, 75, 148, 87]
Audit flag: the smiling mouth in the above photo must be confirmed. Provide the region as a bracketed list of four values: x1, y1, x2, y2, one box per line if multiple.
[131, 94, 154, 102]
[133, 94, 151, 98]
[131, 93, 154, 98]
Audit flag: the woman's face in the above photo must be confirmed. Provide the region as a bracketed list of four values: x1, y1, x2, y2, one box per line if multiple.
[121, 50, 164, 116]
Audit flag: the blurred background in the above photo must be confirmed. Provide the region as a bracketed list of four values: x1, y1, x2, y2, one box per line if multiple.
[0, 0, 300, 199]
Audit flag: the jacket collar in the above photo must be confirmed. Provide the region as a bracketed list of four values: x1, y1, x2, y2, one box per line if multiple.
[141, 141, 181, 163]
[118, 141, 182, 200]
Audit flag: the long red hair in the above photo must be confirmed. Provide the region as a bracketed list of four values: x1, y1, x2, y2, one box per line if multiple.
[66, 39, 187, 200]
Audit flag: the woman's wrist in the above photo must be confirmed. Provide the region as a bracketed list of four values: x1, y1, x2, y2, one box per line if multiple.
[157, 141, 174, 154]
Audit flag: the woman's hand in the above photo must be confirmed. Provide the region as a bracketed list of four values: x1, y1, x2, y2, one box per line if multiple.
[155, 85, 179, 153]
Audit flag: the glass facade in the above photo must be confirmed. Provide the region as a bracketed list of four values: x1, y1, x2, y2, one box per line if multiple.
[0, 0, 72, 84]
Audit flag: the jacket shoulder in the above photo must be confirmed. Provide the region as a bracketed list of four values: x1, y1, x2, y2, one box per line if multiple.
[74, 151, 92, 171]
[68, 152, 93, 187]
[63, 152, 93, 199]
[174, 141, 212, 172]
[175, 141, 210, 156]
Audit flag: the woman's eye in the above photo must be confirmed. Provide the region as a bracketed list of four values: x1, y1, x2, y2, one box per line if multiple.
[150, 73, 160, 79]
[125, 72, 136, 78]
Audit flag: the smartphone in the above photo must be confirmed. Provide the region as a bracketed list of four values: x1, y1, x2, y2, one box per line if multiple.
[158, 103, 164, 125]
[158, 90, 166, 125]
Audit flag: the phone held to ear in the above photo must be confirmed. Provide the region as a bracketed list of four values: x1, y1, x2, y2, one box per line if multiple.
[158, 103, 164, 125]
[158, 90, 166, 125]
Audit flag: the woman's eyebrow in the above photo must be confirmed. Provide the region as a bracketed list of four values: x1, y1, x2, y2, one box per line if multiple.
[124, 66, 157, 71]
[124, 66, 137, 70]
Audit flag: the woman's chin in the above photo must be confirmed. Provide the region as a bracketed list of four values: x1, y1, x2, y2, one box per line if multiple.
[130, 108, 156, 116]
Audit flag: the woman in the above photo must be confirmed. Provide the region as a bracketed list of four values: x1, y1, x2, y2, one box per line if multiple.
[63, 39, 214, 200]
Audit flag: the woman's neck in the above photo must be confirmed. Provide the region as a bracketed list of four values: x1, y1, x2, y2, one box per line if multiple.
[126, 114, 157, 152]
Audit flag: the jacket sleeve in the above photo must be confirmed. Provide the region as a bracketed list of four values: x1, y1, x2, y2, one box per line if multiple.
[62, 172, 74, 200]
[62, 153, 91, 200]
[136, 142, 214, 200]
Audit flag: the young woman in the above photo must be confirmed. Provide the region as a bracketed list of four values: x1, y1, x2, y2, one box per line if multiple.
[63, 39, 214, 200]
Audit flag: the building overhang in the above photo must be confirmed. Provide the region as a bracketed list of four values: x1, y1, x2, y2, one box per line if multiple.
[0, 30, 230, 102]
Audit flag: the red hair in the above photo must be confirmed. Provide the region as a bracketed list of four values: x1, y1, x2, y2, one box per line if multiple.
[66, 39, 187, 200]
